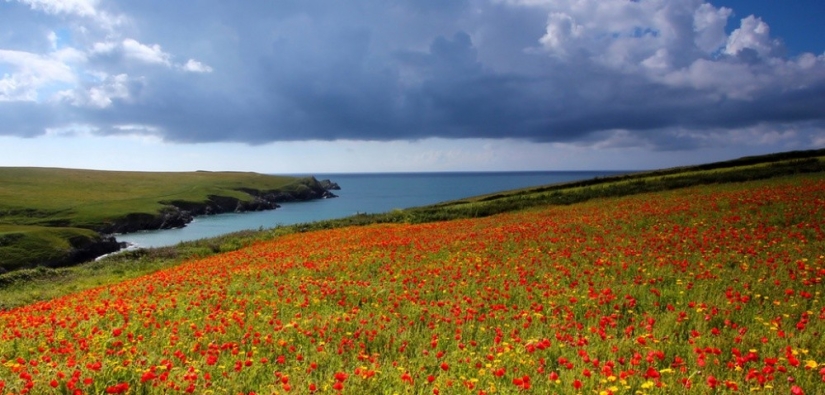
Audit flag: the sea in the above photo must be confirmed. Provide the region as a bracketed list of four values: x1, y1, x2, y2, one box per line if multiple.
[116, 171, 630, 248]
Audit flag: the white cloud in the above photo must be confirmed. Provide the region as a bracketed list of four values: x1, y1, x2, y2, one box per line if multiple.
[693, 3, 732, 53]
[655, 50, 825, 100]
[539, 12, 583, 56]
[181, 59, 213, 73]
[121, 38, 171, 65]
[86, 73, 131, 108]
[0, 49, 78, 101]
[0, 74, 37, 101]
[89, 38, 178, 67]
[659, 58, 759, 99]
[506, 0, 825, 101]
[512, 0, 781, 70]
[90, 39, 193, 68]
[110, 124, 164, 143]
[525, 0, 701, 70]
[59, 73, 134, 108]
[3, 3, 206, 108]
[640, 48, 671, 72]
[52, 47, 87, 63]
[11, 0, 124, 30]
[44, 123, 98, 137]
[47, 31, 58, 50]
[725, 15, 779, 58]
[113, 123, 160, 134]
[90, 41, 117, 54]
[0, 50, 76, 81]
[13, 0, 99, 17]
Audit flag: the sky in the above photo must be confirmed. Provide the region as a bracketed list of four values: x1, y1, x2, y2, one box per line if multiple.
[1, 0, 824, 173]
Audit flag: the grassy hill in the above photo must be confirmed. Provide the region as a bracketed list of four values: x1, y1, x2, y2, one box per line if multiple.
[276, 148, 825, 229]
[1, 148, 824, 308]
[1, 153, 824, 393]
[0, 168, 303, 229]
[0, 168, 324, 271]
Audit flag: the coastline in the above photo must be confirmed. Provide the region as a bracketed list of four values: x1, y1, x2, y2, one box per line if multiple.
[116, 171, 630, 249]
[98, 177, 339, 235]
[0, 175, 339, 273]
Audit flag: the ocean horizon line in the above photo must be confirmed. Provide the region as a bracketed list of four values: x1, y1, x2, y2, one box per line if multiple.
[283, 169, 639, 177]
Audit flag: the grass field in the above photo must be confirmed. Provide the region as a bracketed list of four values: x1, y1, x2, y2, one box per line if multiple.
[0, 168, 313, 271]
[0, 169, 823, 393]
[0, 168, 302, 229]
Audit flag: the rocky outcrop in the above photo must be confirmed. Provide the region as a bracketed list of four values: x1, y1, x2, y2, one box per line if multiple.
[99, 210, 194, 234]
[98, 177, 338, 235]
[15, 234, 126, 270]
[241, 177, 339, 202]
[319, 179, 341, 190]
[63, 235, 125, 267]
[0, 176, 339, 272]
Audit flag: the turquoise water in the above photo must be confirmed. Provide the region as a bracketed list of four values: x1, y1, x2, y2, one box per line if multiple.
[116, 171, 629, 248]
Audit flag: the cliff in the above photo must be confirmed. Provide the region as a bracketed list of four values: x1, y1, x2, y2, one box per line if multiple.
[98, 177, 338, 234]
[0, 170, 340, 273]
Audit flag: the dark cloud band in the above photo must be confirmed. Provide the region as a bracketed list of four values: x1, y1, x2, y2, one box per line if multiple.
[1, 0, 824, 152]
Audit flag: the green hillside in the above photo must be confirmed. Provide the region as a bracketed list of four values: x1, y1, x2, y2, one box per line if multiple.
[0, 168, 300, 229]
[2, 149, 824, 309]
[0, 168, 316, 271]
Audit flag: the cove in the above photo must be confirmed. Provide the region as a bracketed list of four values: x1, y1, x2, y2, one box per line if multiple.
[116, 171, 628, 248]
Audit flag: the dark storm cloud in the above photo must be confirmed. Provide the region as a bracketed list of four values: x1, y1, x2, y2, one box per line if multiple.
[2, 0, 825, 151]
[0, 101, 65, 137]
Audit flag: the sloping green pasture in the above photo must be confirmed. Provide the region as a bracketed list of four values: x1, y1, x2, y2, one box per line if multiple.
[2, 149, 824, 309]
[0, 168, 305, 271]
[0, 168, 300, 228]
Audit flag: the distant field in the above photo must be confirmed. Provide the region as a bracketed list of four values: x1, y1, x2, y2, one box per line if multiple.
[0, 168, 300, 229]
[0, 168, 310, 271]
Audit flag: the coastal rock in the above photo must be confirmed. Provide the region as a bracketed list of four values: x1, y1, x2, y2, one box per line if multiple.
[64, 235, 125, 266]
[100, 209, 194, 234]
[319, 179, 341, 190]
[249, 177, 338, 201]
[99, 176, 338, 235]
[2, 175, 340, 273]
[15, 234, 127, 270]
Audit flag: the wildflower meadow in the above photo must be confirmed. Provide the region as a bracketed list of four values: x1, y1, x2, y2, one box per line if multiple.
[1, 175, 824, 394]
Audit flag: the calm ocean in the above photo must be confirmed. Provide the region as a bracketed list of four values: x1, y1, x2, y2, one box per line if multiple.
[116, 171, 629, 248]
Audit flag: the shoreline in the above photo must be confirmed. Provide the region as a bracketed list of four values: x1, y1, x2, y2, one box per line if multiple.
[101, 177, 340, 253]
[94, 242, 138, 261]
[0, 175, 340, 273]
[98, 177, 338, 235]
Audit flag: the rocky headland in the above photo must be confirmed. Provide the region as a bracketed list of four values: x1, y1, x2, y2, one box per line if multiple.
[0, 170, 341, 273]
[99, 177, 338, 235]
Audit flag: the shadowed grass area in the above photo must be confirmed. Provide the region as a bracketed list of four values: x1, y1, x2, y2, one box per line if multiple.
[1, 149, 824, 310]
[0, 225, 103, 272]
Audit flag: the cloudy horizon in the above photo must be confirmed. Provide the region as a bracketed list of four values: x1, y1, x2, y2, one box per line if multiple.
[1, 0, 824, 173]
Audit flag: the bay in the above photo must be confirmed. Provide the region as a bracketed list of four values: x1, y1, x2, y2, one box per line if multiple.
[116, 171, 629, 248]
